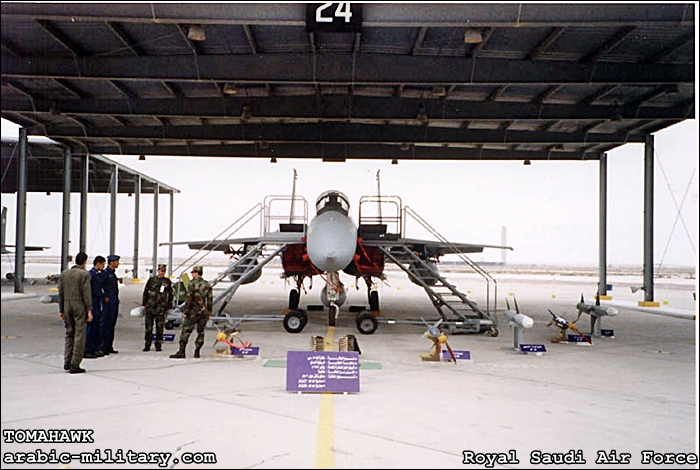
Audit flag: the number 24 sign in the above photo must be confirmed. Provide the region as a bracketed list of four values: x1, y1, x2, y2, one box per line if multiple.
[306, 3, 363, 33]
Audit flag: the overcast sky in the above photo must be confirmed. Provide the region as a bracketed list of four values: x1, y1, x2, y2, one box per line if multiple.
[1, 118, 698, 269]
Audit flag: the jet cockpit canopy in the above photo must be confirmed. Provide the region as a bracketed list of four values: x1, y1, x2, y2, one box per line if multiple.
[316, 190, 350, 216]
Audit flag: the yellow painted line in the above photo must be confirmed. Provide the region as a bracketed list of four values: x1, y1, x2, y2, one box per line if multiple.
[315, 325, 335, 469]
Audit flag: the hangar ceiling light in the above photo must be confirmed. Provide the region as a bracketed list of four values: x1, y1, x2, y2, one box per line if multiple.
[464, 29, 483, 44]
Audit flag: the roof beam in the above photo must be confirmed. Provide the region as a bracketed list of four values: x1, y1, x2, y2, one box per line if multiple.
[30, 123, 647, 145]
[533, 85, 563, 103]
[242, 25, 258, 55]
[3, 79, 39, 99]
[108, 115, 128, 126]
[412, 27, 428, 55]
[105, 21, 144, 56]
[3, 3, 691, 28]
[60, 141, 600, 161]
[581, 85, 619, 105]
[153, 116, 169, 126]
[1, 38, 28, 57]
[527, 27, 566, 60]
[308, 32, 316, 54]
[352, 33, 362, 54]
[580, 26, 636, 63]
[35, 19, 86, 56]
[1, 111, 48, 129]
[161, 81, 182, 98]
[52, 78, 88, 99]
[109, 80, 138, 100]
[5, 96, 693, 121]
[3, 55, 692, 85]
[487, 85, 508, 101]
[643, 32, 694, 64]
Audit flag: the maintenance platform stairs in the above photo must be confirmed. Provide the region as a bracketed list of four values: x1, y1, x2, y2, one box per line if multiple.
[358, 195, 500, 336]
[379, 244, 494, 334]
[209, 242, 289, 316]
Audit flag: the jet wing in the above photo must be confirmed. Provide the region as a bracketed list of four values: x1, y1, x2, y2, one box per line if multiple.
[1, 245, 50, 254]
[362, 237, 512, 258]
[160, 232, 305, 252]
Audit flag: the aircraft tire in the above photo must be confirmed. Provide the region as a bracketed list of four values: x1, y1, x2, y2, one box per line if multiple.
[283, 309, 307, 334]
[484, 327, 499, 337]
[289, 289, 300, 310]
[356, 312, 378, 335]
[368, 290, 379, 311]
[165, 320, 174, 330]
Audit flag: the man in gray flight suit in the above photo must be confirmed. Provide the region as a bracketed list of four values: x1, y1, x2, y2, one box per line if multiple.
[58, 252, 93, 374]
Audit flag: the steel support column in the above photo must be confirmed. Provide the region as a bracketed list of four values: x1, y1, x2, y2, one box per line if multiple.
[643, 134, 655, 302]
[61, 146, 71, 272]
[133, 176, 140, 279]
[168, 191, 174, 277]
[13, 127, 27, 293]
[598, 153, 608, 296]
[152, 184, 159, 275]
[79, 154, 89, 252]
[109, 165, 118, 255]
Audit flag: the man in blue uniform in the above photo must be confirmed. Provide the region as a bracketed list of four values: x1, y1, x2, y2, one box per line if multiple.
[100, 254, 121, 355]
[84, 255, 106, 358]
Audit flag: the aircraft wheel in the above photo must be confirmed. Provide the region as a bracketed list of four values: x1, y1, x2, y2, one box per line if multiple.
[165, 320, 174, 330]
[283, 309, 308, 334]
[368, 290, 379, 311]
[485, 327, 499, 337]
[356, 312, 378, 335]
[289, 289, 300, 310]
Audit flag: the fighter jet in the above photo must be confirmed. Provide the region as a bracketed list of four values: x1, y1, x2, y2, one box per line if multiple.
[167, 189, 511, 335]
[1, 206, 49, 255]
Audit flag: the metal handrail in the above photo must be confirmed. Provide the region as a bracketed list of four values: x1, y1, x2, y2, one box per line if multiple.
[172, 203, 264, 276]
[358, 195, 402, 235]
[403, 206, 499, 319]
[263, 195, 308, 234]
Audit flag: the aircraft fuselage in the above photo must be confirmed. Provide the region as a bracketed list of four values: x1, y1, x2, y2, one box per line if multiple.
[306, 209, 357, 273]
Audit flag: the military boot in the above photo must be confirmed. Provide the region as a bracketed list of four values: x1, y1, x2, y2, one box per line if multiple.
[143, 344, 151, 352]
[194, 347, 201, 359]
[155, 343, 162, 352]
[170, 348, 186, 359]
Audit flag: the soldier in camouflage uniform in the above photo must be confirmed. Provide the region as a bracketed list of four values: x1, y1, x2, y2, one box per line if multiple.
[170, 265, 213, 359]
[141, 264, 174, 352]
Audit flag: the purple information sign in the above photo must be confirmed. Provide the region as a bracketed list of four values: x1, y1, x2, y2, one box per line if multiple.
[286, 351, 360, 393]
[152, 334, 175, 342]
[232, 347, 259, 356]
[519, 344, 547, 354]
[441, 350, 471, 361]
[568, 334, 593, 343]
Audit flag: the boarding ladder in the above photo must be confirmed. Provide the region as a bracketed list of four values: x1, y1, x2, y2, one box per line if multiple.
[168, 195, 307, 326]
[403, 205, 499, 325]
[358, 195, 499, 334]
[211, 242, 289, 316]
[379, 245, 492, 333]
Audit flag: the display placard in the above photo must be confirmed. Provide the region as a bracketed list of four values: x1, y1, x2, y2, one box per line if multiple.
[286, 351, 360, 393]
